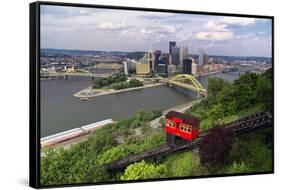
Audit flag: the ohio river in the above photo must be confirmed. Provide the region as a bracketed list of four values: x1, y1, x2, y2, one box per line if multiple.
[40, 72, 240, 137]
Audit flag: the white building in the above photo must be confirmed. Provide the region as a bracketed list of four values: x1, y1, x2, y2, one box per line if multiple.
[123, 61, 128, 75]
[192, 62, 198, 75]
[167, 64, 177, 74]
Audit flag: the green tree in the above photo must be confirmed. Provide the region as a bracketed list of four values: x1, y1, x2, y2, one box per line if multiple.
[229, 129, 272, 172]
[232, 72, 258, 111]
[159, 117, 166, 128]
[206, 104, 224, 122]
[207, 78, 230, 104]
[101, 80, 109, 86]
[92, 74, 127, 89]
[163, 152, 201, 177]
[199, 118, 215, 131]
[98, 146, 129, 165]
[121, 160, 167, 180]
[86, 165, 112, 182]
[255, 69, 272, 110]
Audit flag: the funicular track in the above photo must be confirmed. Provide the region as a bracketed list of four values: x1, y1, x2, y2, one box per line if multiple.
[105, 111, 272, 172]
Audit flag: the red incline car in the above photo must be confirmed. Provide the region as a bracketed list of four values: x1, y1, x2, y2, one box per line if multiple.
[165, 111, 200, 146]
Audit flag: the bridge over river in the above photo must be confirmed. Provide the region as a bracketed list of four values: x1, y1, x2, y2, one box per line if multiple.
[157, 74, 207, 97]
[42, 69, 207, 97]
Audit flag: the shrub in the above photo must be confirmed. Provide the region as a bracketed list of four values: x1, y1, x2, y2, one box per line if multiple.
[199, 126, 234, 172]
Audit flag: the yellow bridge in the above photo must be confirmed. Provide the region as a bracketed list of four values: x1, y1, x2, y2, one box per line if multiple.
[158, 74, 207, 97]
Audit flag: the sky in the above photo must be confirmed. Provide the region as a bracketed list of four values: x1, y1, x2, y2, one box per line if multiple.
[41, 5, 272, 57]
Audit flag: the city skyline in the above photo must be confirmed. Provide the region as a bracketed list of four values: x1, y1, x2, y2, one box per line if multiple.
[41, 5, 272, 57]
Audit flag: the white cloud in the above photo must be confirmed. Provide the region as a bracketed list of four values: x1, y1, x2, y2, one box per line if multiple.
[199, 17, 255, 42]
[118, 25, 180, 44]
[196, 31, 234, 41]
[204, 21, 227, 31]
[140, 28, 153, 35]
[203, 17, 255, 33]
[175, 31, 192, 41]
[162, 25, 177, 34]
[222, 17, 256, 26]
[139, 25, 177, 35]
[97, 21, 128, 30]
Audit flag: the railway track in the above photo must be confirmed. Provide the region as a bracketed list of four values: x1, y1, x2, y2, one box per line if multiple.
[105, 111, 272, 172]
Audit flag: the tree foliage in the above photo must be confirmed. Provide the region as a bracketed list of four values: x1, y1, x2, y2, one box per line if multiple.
[121, 160, 167, 180]
[199, 126, 234, 171]
[255, 69, 272, 110]
[40, 109, 165, 186]
[229, 129, 272, 172]
[163, 151, 201, 177]
[92, 73, 127, 89]
[111, 79, 143, 90]
[191, 69, 272, 131]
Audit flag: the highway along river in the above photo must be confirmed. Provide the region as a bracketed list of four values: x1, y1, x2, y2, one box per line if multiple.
[40, 72, 240, 138]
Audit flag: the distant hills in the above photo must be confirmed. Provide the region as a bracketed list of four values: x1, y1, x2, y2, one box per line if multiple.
[41, 48, 272, 62]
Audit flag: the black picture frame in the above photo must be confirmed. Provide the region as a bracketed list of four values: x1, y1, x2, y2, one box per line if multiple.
[30, 1, 274, 188]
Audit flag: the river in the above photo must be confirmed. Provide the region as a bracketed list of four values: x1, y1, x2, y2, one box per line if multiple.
[40, 70, 242, 137]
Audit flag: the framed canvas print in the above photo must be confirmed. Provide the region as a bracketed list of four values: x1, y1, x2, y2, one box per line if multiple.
[29, 1, 274, 188]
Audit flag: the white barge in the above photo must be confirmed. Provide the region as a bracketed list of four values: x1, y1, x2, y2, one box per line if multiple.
[81, 119, 114, 132]
[41, 119, 115, 148]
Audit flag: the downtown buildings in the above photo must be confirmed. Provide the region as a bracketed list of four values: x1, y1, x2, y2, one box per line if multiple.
[135, 41, 201, 77]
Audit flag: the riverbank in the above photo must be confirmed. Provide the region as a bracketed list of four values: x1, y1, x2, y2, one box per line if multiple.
[163, 98, 204, 114]
[74, 83, 164, 98]
[199, 69, 223, 77]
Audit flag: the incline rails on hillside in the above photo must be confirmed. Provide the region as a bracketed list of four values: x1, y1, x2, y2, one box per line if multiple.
[105, 111, 272, 172]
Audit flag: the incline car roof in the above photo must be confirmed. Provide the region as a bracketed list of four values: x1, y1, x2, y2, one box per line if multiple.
[165, 111, 199, 124]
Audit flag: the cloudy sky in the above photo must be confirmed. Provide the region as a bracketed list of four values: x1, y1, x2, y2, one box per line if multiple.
[41, 5, 272, 57]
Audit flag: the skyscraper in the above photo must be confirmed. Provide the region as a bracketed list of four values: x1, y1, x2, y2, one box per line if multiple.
[198, 48, 204, 66]
[159, 53, 169, 65]
[183, 58, 192, 74]
[169, 41, 176, 55]
[148, 50, 155, 71]
[153, 50, 162, 72]
[171, 46, 180, 65]
[157, 53, 169, 75]
[204, 53, 209, 65]
[180, 46, 188, 65]
[169, 41, 176, 65]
